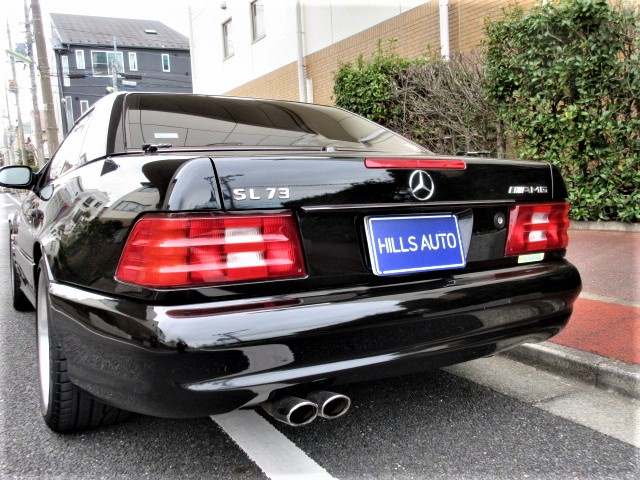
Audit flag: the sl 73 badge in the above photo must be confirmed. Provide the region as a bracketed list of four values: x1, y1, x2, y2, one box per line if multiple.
[232, 187, 291, 201]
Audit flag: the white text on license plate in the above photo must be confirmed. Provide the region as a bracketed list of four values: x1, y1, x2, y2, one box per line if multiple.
[365, 214, 466, 276]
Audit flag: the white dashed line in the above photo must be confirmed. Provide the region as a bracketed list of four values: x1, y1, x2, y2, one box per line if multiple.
[212, 410, 336, 480]
[1, 193, 22, 206]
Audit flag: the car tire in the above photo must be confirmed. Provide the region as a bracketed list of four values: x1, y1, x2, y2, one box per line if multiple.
[9, 235, 34, 312]
[36, 259, 131, 433]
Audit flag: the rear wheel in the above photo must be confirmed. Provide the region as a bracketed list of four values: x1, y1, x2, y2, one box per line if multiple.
[9, 235, 33, 311]
[36, 259, 130, 433]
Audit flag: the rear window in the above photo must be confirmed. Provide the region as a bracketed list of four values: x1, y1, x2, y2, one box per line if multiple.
[124, 93, 424, 153]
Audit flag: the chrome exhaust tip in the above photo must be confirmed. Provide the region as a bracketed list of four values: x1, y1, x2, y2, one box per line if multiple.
[261, 396, 318, 427]
[307, 391, 351, 420]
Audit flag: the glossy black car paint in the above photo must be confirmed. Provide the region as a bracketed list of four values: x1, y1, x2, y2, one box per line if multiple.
[4, 92, 581, 419]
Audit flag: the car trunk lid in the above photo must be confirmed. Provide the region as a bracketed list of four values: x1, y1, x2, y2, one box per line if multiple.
[211, 154, 556, 210]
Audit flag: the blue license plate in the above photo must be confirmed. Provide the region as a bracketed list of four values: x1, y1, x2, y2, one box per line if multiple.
[364, 214, 466, 276]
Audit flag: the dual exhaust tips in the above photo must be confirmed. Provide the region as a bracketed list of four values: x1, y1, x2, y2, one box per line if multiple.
[261, 391, 351, 427]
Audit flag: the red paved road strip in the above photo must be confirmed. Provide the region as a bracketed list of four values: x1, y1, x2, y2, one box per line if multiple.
[566, 231, 639, 304]
[551, 298, 640, 365]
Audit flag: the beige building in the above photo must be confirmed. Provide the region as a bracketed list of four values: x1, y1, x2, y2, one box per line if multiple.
[189, 0, 540, 105]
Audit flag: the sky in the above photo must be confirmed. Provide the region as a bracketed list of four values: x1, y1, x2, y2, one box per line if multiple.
[1, 0, 192, 45]
[1, 0, 195, 136]
[1, 0, 193, 65]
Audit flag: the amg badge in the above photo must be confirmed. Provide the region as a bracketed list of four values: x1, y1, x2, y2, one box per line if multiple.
[508, 185, 548, 194]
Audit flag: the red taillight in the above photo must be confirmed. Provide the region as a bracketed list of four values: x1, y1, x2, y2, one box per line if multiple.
[365, 158, 466, 169]
[115, 213, 306, 287]
[505, 202, 570, 255]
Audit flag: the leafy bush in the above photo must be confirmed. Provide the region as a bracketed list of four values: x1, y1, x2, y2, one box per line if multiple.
[484, 0, 639, 222]
[333, 0, 639, 222]
[389, 52, 502, 156]
[333, 41, 419, 124]
[334, 47, 501, 156]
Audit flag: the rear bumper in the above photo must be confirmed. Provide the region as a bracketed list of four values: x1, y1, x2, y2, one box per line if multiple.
[48, 260, 581, 418]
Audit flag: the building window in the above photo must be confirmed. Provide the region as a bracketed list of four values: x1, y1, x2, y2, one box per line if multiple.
[91, 51, 124, 76]
[114, 201, 146, 212]
[61, 55, 70, 87]
[75, 50, 85, 69]
[162, 53, 170, 72]
[222, 19, 233, 59]
[129, 52, 138, 71]
[80, 100, 90, 115]
[251, 1, 265, 42]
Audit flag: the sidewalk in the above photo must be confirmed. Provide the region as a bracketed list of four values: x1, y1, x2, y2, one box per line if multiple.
[506, 225, 640, 399]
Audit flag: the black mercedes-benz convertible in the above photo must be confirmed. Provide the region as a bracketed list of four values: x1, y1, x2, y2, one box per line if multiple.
[0, 92, 581, 432]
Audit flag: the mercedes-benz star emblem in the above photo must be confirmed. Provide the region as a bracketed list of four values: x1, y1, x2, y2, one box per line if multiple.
[409, 170, 435, 201]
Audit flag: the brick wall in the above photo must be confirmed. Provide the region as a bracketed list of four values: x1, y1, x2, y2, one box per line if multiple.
[225, 0, 538, 105]
[449, 0, 537, 52]
[226, 62, 300, 100]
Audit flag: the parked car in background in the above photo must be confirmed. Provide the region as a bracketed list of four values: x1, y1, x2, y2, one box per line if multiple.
[0, 92, 581, 432]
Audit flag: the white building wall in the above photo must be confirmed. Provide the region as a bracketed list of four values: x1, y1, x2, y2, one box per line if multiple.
[305, 0, 426, 54]
[189, 0, 429, 95]
[190, 0, 299, 95]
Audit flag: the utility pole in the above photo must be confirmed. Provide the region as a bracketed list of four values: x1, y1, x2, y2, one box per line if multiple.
[3, 87, 16, 166]
[295, 0, 307, 103]
[24, 0, 45, 168]
[6, 22, 28, 166]
[31, 0, 59, 153]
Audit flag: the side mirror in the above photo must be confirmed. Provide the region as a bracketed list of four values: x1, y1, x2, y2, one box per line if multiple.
[0, 166, 33, 189]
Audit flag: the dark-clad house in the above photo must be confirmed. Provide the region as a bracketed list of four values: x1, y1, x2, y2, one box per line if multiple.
[50, 13, 192, 134]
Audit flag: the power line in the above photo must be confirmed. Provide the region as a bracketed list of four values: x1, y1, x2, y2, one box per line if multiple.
[124, 74, 192, 84]
[58, 83, 193, 98]
[65, 48, 188, 58]
[64, 71, 193, 85]
[126, 84, 191, 89]
[58, 91, 114, 98]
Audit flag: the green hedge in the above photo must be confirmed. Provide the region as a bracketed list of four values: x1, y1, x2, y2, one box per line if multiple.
[333, 0, 639, 222]
[483, 0, 639, 222]
[334, 46, 500, 157]
[333, 42, 422, 125]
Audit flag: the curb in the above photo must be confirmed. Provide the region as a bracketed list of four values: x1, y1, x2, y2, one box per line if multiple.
[570, 221, 640, 232]
[502, 342, 640, 400]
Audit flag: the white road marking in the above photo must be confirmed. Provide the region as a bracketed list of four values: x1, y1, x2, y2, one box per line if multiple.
[212, 410, 336, 480]
[445, 355, 640, 448]
[1, 194, 21, 206]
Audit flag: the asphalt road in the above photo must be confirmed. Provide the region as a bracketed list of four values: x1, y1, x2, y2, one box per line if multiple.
[0, 192, 638, 479]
